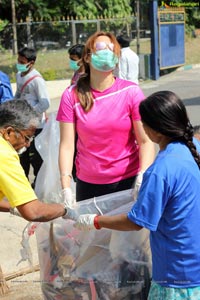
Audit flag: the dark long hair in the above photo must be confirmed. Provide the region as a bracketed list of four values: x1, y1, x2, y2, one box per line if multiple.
[139, 91, 200, 168]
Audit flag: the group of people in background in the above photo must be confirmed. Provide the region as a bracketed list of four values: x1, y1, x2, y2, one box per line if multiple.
[1, 30, 200, 300]
[68, 33, 139, 85]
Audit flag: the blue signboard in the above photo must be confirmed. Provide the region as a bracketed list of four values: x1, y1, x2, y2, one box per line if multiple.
[159, 9, 185, 69]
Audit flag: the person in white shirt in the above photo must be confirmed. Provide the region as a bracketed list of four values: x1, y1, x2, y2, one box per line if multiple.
[115, 35, 139, 84]
[14, 47, 50, 188]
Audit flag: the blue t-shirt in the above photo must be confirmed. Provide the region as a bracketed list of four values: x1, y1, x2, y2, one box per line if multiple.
[128, 140, 200, 288]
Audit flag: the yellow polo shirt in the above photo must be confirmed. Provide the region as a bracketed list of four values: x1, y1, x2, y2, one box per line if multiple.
[0, 136, 37, 207]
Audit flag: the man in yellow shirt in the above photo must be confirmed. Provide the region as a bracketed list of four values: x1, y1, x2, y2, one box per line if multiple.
[0, 99, 72, 221]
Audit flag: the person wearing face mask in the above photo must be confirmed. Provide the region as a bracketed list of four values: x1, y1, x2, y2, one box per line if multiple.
[0, 99, 72, 221]
[114, 35, 139, 84]
[68, 44, 85, 85]
[56, 31, 155, 205]
[14, 47, 50, 188]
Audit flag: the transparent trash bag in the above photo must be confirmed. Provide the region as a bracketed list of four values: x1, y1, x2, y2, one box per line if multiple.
[34, 112, 75, 202]
[35, 190, 151, 300]
[33, 112, 152, 299]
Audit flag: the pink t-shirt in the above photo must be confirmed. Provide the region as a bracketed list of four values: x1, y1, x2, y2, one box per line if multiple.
[57, 77, 145, 184]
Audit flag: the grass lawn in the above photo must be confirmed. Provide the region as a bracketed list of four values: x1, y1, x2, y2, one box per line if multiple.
[0, 36, 200, 83]
[0, 49, 74, 82]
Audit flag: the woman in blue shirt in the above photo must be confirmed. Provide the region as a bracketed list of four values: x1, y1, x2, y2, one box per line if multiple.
[72, 90, 200, 300]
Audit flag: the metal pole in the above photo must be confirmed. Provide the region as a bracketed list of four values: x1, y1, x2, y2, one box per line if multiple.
[136, 0, 140, 55]
[72, 20, 76, 44]
[11, 0, 18, 55]
[97, 20, 100, 32]
[150, 0, 160, 80]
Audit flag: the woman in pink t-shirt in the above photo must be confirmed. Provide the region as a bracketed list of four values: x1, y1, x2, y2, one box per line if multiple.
[57, 31, 155, 203]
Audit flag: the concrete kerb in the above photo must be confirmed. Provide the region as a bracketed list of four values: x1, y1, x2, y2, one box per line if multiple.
[10, 63, 200, 107]
[176, 63, 200, 72]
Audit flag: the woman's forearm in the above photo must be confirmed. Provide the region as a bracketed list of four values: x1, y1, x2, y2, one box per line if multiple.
[98, 214, 142, 231]
[139, 140, 155, 171]
[59, 147, 74, 188]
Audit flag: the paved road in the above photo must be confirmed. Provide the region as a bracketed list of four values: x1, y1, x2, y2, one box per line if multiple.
[141, 67, 200, 126]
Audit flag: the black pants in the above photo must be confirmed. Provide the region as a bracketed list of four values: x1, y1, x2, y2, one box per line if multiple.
[72, 133, 78, 182]
[76, 176, 136, 201]
[19, 128, 43, 187]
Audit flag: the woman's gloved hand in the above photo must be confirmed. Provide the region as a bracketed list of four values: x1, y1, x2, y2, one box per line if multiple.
[74, 214, 101, 231]
[61, 187, 76, 209]
[132, 171, 144, 200]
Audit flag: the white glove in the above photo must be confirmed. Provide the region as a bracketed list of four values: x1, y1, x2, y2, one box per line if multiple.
[74, 214, 98, 231]
[61, 187, 76, 209]
[62, 206, 78, 221]
[10, 207, 22, 217]
[132, 171, 144, 200]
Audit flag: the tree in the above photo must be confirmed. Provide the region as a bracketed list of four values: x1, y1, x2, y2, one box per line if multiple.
[0, 0, 53, 22]
[0, 0, 133, 22]
[0, 19, 8, 50]
[99, 0, 132, 18]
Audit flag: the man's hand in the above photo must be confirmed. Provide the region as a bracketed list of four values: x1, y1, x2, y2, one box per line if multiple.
[61, 187, 76, 209]
[62, 206, 78, 221]
[74, 214, 100, 231]
[132, 171, 144, 200]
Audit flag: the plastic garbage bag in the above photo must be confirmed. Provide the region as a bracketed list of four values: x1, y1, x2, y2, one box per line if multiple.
[33, 113, 152, 299]
[34, 112, 75, 202]
[35, 190, 151, 300]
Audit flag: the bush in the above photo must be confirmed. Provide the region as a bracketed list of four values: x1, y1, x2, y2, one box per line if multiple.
[185, 24, 195, 38]
[41, 69, 57, 81]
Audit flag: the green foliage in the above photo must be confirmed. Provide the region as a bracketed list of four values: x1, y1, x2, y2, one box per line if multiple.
[0, 19, 8, 31]
[0, 64, 16, 83]
[189, 9, 200, 28]
[0, 19, 9, 50]
[68, 0, 98, 19]
[41, 69, 56, 80]
[185, 24, 195, 37]
[96, 0, 132, 18]
[0, 0, 133, 22]
[16, 0, 52, 21]
[0, 0, 199, 28]
[39, 68, 73, 81]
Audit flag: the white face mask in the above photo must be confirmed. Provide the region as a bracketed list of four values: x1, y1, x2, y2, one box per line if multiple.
[17, 146, 27, 155]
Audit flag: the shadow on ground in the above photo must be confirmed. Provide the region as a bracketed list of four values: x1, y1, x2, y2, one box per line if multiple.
[183, 97, 200, 106]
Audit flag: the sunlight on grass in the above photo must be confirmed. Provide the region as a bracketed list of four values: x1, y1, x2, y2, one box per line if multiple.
[0, 36, 200, 83]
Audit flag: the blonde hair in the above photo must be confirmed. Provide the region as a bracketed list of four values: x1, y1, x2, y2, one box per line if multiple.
[75, 31, 121, 112]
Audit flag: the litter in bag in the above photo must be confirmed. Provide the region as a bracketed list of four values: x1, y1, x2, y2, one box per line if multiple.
[36, 190, 151, 300]
[34, 113, 152, 299]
